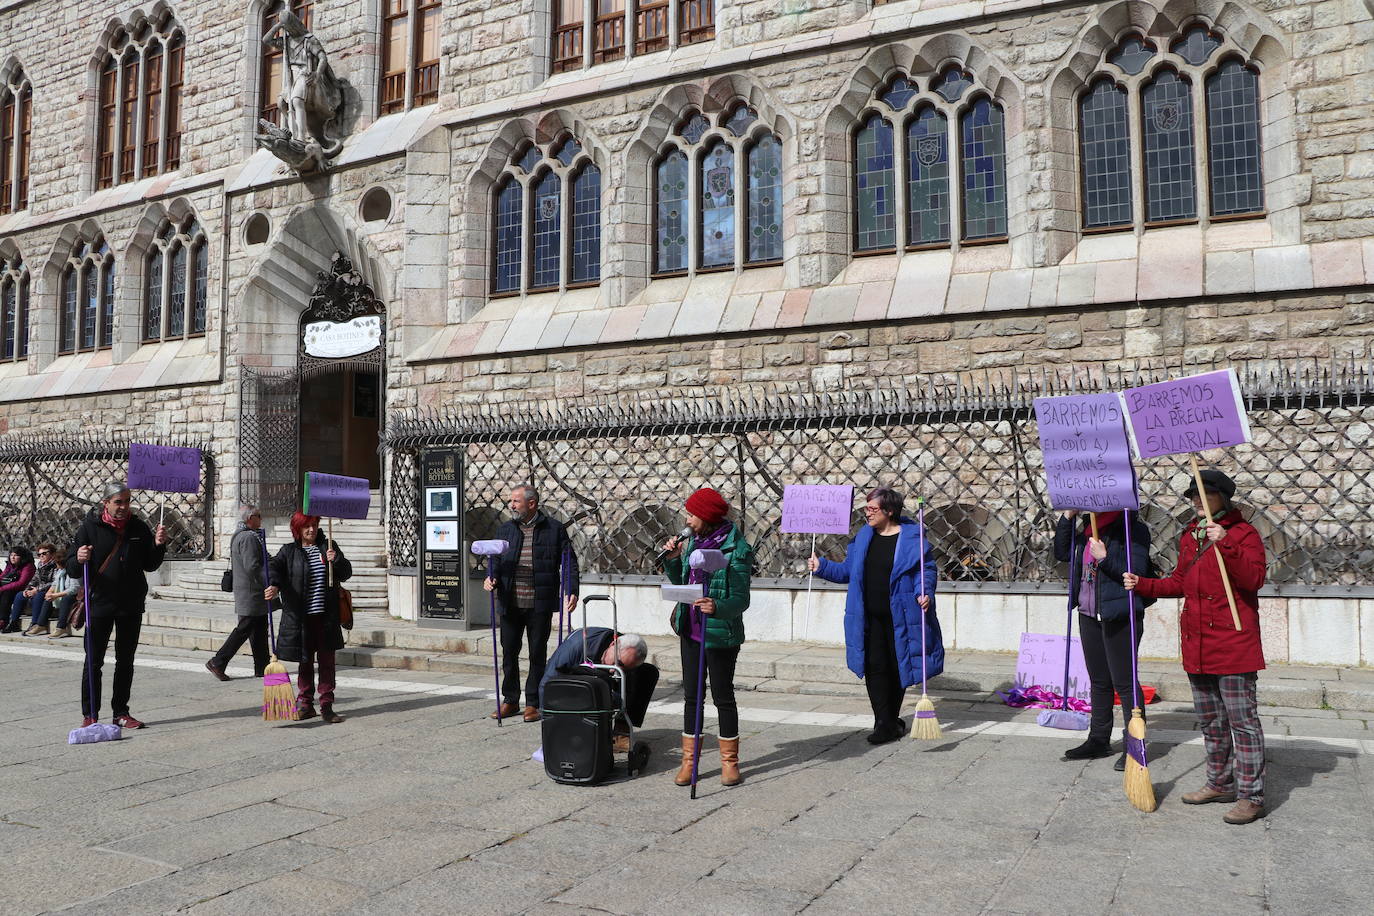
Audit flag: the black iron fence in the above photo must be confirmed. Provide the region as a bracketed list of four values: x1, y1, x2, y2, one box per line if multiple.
[0, 435, 213, 559]
[382, 359, 1374, 595]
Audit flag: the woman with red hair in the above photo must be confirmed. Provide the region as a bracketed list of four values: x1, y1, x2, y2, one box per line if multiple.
[269, 511, 353, 722]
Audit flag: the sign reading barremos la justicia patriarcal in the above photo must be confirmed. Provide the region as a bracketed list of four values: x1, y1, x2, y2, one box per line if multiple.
[302, 315, 382, 359]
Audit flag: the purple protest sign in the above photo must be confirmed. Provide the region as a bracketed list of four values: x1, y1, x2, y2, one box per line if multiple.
[780, 484, 854, 535]
[127, 443, 202, 494]
[303, 472, 371, 519]
[1118, 369, 1251, 459]
[1015, 632, 1090, 703]
[1033, 392, 1138, 512]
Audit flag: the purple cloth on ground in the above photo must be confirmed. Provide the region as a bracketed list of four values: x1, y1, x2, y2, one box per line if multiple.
[997, 685, 1090, 713]
[68, 723, 122, 745]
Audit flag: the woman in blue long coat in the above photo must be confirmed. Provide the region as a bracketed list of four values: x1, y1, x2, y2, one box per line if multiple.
[809, 487, 943, 744]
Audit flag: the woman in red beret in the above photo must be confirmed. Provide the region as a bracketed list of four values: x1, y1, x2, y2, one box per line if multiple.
[661, 487, 754, 787]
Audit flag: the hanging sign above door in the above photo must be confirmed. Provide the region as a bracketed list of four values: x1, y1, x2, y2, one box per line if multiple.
[302, 315, 382, 359]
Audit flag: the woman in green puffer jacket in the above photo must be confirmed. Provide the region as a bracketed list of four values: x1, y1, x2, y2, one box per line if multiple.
[662, 487, 753, 787]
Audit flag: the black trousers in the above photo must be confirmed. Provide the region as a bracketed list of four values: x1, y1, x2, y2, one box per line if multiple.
[1078, 611, 1145, 743]
[211, 615, 270, 677]
[81, 614, 142, 719]
[679, 633, 741, 738]
[864, 610, 906, 729]
[499, 606, 553, 706]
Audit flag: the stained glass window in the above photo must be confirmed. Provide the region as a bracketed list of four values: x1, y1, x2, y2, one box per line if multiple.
[518, 146, 543, 173]
[555, 137, 583, 166]
[700, 140, 735, 268]
[168, 244, 187, 337]
[906, 107, 950, 246]
[680, 112, 710, 145]
[854, 114, 895, 251]
[81, 262, 98, 349]
[724, 105, 758, 137]
[60, 268, 76, 353]
[880, 75, 917, 111]
[0, 262, 25, 361]
[934, 68, 974, 103]
[492, 178, 522, 293]
[570, 165, 601, 283]
[1171, 27, 1222, 66]
[960, 99, 1007, 240]
[529, 171, 562, 290]
[655, 151, 689, 274]
[746, 135, 782, 263]
[144, 250, 163, 340]
[0, 280, 12, 360]
[1142, 70, 1196, 223]
[1206, 61, 1264, 217]
[100, 254, 115, 348]
[1079, 79, 1132, 229]
[1107, 34, 1155, 75]
[192, 241, 208, 333]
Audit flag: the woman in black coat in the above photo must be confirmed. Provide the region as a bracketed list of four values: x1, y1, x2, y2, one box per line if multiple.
[1053, 509, 1152, 769]
[269, 511, 352, 723]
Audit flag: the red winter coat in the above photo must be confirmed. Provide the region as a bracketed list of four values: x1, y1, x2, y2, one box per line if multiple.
[1134, 510, 1266, 675]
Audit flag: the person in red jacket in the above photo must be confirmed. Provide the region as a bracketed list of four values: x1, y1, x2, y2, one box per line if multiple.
[1124, 469, 1268, 825]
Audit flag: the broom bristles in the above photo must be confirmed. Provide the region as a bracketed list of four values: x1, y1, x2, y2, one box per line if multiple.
[262, 657, 296, 722]
[912, 693, 942, 740]
[1123, 708, 1157, 812]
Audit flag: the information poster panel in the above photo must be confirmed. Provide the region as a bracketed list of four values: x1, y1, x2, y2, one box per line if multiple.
[419, 449, 465, 623]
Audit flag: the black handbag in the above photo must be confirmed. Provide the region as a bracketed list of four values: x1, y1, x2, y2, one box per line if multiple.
[220, 569, 233, 592]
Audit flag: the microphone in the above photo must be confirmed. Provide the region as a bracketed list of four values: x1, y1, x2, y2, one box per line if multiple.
[653, 527, 693, 567]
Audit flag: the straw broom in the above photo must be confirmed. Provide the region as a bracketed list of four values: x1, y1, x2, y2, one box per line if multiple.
[1121, 508, 1156, 812]
[260, 545, 295, 722]
[912, 498, 942, 740]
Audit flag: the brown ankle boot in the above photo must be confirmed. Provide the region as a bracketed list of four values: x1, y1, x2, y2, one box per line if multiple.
[674, 734, 698, 786]
[719, 736, 742, 786]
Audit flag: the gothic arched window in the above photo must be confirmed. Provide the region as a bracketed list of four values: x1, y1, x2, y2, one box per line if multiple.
[380, 0, 441, 114]
[143, 216, 208, 342]
[259, 1, 314, 125]
[0, 252, 29, 361]
[1077, 27, 1264, 231]
[0, 67, 32, 214]
[652, 104, 783, 276]
[95, 12, 185, 188]
[490, 135, 601, 295]
[853, 68, 1007, 253]
[59, 236, 115, 355]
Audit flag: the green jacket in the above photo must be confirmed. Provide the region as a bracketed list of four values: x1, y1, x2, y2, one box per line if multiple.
[665, 524, 754, 649]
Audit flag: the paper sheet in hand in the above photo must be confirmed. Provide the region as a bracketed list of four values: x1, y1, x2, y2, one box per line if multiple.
[661, 584, 704, 604]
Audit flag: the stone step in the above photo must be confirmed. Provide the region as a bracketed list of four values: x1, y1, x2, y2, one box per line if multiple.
[148, 588, 391, 610]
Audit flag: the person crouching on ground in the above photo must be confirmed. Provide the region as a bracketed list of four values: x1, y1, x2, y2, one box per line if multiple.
[269, 511, 352, 723]
[809, 487, 942, 744]
[661, 487, 754, 787]
[539, 629, 658, 751]
[67, 483, 169, 729]
[1124, 469, 1269, 825]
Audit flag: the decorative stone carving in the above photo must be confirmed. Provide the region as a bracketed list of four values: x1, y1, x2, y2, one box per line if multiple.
[305, 252, 384, 323]
[256, 11, 345, 174]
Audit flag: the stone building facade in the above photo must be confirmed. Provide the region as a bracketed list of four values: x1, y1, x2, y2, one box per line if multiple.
[1, 0, 1372, 662]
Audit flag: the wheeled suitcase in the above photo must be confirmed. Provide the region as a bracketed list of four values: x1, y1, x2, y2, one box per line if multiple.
[541, 671, 615, 785]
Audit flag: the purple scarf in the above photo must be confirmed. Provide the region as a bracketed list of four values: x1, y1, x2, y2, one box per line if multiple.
[686, 523, 731, 641]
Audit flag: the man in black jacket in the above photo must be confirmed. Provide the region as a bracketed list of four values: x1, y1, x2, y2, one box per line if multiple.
[67, 483, 168, 729]
[483, 485, 579, 722]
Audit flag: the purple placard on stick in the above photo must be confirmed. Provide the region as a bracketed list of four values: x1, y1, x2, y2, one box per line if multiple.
[304, 472, 371, 519]
[1119, 369, 1252, 459]
[127, 443, 202, 494]
[780, 484, 854, 535]
[1033, 392, 1138, 512]
[1015, 632, 1090, 702]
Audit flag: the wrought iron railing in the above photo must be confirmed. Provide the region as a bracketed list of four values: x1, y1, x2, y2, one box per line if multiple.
[0, 434, 214, 558]
[382, 358, 1374, 594]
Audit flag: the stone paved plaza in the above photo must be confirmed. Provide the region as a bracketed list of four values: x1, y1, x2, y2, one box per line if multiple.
[2, 641, 1371, 915]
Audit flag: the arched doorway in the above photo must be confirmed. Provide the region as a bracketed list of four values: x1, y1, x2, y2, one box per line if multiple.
[240, 250, 385, 514]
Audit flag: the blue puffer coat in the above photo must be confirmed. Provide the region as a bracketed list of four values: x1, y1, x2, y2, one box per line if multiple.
[814, 519, 944, 687]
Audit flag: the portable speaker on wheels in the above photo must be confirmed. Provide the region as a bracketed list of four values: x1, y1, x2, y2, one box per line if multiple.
[540, 672, 615, 785]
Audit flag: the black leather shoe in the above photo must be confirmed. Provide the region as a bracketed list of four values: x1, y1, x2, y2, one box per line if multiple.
[205, 659, 231, 682]
[1114, 751, 1128, 771]
[1062, 739, 1113, 761]
[866, 724, 903, 745]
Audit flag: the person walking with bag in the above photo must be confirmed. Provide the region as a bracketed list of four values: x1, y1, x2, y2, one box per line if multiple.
[661, 487, 754, 787]
[1124, 470, 1269, 825]
[270, 511, 352, 723]
[66, 483, 168, 729]
[1053, 509, 1153, 769]
[206, 505, 274, 680]
[809, 487, 942, 744]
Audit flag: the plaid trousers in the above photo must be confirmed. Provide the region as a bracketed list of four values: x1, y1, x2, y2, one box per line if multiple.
[1188, 672, 1265, 804]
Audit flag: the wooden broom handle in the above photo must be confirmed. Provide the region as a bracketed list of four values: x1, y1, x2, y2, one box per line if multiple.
[1189, 454, 1242, 631]
[1089, 513, 1099, 542]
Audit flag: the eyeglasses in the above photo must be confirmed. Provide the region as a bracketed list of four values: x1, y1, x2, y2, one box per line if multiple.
[862, 506, 884, 514]
[37, 551, 50, 557]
